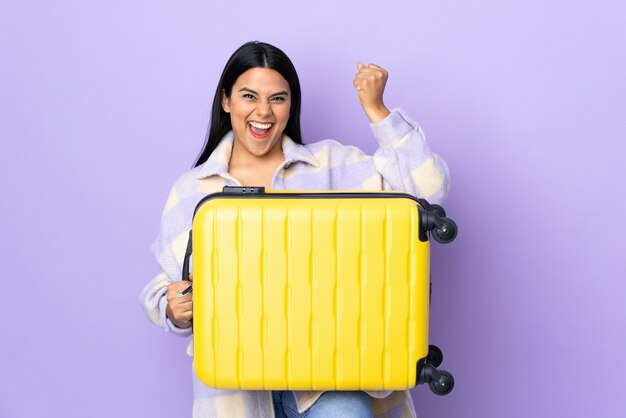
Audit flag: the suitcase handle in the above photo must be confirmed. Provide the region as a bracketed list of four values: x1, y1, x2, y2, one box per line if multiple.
[182, 230, 193, 281]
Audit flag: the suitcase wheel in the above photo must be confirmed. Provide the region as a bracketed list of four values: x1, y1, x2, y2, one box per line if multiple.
[432, 218, 458, 244]
[427, 345, 444, 368]
[429, 370, 455, 396]
[430, 204, 446, 218]
[417, 354, 455, 396]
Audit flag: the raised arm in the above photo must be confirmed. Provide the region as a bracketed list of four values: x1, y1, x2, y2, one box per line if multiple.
[354, 62, 450, 203]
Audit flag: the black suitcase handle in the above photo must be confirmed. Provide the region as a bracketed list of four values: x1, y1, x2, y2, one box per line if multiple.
[182, 230, 193, 282]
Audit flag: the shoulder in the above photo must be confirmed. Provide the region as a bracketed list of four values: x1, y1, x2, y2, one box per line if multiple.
[303, 139, 372, 166]
[168, 166, 204, 197]
[160, 166, 221, 215]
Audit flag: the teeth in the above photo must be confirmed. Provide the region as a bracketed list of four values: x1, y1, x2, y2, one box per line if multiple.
[249, 122, 273, 129]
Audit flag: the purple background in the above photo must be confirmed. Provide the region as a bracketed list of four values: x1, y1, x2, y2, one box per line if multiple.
[2, 0, 625, 417]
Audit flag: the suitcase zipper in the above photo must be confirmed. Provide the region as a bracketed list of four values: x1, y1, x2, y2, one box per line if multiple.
[191, 186, 457, 244]
[193, 186, 425, 218]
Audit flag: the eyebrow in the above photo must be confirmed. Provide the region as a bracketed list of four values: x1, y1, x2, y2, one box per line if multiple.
[239, 87, 289, 98]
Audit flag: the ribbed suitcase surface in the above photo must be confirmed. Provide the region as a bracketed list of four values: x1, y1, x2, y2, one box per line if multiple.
[192, 191, 430, 390]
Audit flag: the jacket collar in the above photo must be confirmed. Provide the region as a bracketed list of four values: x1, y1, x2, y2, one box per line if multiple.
[196, 131, 320, 179]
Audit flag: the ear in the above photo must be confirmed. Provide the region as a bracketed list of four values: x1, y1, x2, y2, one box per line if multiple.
[221, 89, 230, 113]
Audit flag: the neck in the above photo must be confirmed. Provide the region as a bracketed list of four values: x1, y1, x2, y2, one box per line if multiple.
[229, 141, 285, 171]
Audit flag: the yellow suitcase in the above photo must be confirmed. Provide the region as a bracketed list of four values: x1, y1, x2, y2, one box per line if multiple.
[181, 187, 457, 395]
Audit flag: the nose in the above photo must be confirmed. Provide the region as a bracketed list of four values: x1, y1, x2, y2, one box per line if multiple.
[255, 100, 272, 117]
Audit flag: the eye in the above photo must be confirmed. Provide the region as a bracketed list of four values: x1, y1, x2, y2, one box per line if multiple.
[271, 96, 286, 102]
[243, 93, 256, 100]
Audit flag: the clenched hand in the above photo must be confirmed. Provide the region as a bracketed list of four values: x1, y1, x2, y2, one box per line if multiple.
[353, 62, 391, 124]
[166, 273, 193, 329]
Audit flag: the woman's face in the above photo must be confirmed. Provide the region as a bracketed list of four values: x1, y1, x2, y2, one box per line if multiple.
[222, 67, 291, 160]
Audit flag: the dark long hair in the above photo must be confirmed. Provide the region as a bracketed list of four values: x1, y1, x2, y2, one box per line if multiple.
[193, 41, 303, 167]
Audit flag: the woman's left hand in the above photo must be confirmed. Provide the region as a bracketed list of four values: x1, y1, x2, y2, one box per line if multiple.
[353, 62, 391, 124]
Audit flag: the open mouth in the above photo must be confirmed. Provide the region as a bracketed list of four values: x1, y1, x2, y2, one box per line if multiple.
[248, 121, 274, 139]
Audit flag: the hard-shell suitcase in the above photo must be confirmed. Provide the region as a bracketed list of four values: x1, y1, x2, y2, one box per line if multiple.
[181, 187, 457, 395]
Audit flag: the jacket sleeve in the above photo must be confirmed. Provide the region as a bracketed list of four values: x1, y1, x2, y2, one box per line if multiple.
[139, 271, 192, 336]
[371, 109, 450, 204]
[139, 179, 194, 337]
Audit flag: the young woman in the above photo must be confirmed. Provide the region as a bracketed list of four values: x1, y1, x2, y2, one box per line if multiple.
[141, 41, 449, 418]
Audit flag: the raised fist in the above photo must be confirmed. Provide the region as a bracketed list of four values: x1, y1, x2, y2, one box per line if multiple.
[353, 62, 391, 123]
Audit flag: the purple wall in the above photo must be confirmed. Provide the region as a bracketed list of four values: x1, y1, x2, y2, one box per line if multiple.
[2, 1, 625, 416]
